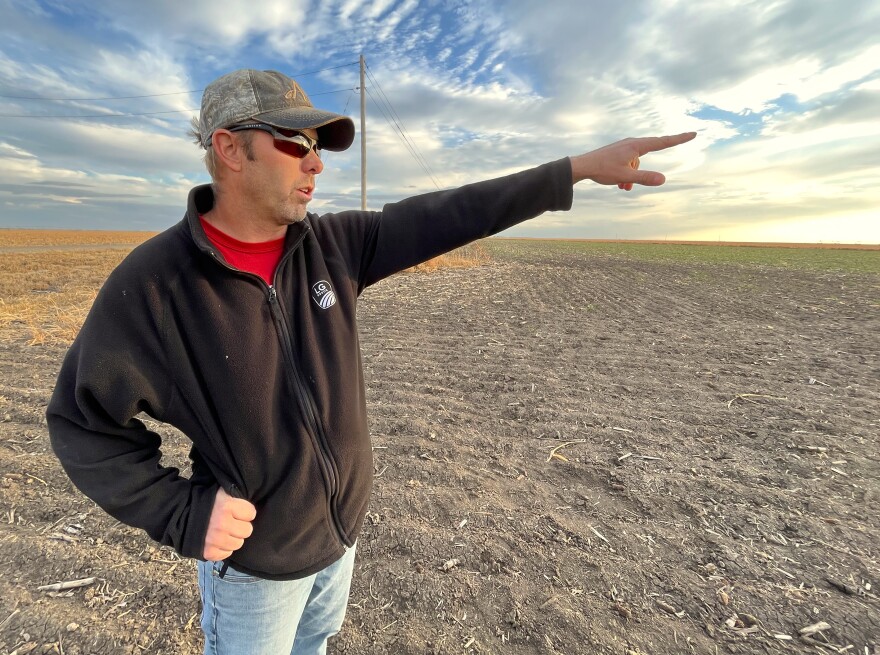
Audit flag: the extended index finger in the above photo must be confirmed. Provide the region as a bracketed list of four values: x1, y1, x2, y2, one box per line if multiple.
[637, 132, 697, 155]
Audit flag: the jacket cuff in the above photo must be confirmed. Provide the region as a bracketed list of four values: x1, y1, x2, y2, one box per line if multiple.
[551, 157, 575, 211]
[179, 483, 218, 560]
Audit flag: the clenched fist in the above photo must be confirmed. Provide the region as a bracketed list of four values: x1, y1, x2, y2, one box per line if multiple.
[203, 487, 257, 561]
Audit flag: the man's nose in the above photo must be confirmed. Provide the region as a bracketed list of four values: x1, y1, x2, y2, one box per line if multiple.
[303, 149, 323, 175]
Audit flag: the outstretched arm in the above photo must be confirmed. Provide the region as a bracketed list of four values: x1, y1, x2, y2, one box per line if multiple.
[571, 132, 696, 190]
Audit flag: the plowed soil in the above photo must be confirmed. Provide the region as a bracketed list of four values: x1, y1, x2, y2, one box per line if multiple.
[1, 239, 878, 654]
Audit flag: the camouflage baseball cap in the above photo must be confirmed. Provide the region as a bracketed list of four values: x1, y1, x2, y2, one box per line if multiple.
[198, 69, 355, 152]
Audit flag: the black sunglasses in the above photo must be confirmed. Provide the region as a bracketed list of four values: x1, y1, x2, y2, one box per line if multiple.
[227, 123, 321, 159]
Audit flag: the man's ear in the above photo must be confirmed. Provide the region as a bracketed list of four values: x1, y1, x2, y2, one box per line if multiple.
[211, 130, 246, 173]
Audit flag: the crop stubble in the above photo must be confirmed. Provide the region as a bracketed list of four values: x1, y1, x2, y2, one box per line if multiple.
[0, 237, 877, 654]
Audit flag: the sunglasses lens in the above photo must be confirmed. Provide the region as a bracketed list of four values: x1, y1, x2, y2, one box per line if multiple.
[274, 140, 311, 158]
[271, 129, 320, 159]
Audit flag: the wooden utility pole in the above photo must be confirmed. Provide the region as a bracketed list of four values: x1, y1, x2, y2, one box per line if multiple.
[360, 54, 367, 210]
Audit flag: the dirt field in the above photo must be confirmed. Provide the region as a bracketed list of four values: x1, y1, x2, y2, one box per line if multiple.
[1, 238, 878, 654]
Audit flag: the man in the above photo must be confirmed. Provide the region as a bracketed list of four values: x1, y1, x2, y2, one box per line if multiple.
[47, 69, 696, 654]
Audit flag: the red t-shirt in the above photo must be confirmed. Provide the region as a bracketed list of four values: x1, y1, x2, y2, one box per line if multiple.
[200, 216, 285, 286]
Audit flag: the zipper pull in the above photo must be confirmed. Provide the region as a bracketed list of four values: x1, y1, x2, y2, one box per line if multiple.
[267, 286, 281, 319]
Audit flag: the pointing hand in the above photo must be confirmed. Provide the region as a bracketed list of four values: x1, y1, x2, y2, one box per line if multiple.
[571, 132, 697, 190]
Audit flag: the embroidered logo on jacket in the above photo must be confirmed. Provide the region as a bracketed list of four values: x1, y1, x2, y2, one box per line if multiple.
[311, 280, 336, 310]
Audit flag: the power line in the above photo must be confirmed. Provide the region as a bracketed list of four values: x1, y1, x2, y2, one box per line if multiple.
[0, 108, 198, 118]
[0, 90, 201, 101]
[364, 62, 440, 187]
[341, 89, 356, 116]
[363, 63, 441, 190]
[0, 61, 360, 101]
[365, 86, 440, 191]
[0, 88, 357, 118]
[364, 84, 441, 191]
[367, 66, 440, 189]
[294, 61, 360, 80]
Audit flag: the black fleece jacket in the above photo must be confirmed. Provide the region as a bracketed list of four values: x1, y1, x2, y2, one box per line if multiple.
[46, 158, 574, 580]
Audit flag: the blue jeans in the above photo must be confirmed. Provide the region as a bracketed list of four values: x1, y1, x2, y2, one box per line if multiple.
[197, 545, 356, 655]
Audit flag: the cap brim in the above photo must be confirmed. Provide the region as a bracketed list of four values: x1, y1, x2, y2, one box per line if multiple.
[256, 107, 355, 152]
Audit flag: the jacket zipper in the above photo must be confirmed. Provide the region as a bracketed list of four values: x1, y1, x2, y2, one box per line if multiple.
[267, 284, 350, 549]
[201, 226, 349, 579]
[263, 231, 350, 550]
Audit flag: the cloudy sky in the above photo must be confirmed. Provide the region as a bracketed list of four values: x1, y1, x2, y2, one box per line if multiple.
[1, 0, 878, 243]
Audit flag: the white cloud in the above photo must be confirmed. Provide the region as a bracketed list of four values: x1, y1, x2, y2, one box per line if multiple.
[1, 140, 150, 196]
[77, 0, 309, 49]
[855, 77, 880, 92]
[90, 50, 194, 112]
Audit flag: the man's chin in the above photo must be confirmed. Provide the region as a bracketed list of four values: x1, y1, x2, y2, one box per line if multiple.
[277, 208, 308, 225]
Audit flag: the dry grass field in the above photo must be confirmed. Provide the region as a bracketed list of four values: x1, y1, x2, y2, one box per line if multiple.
[0, 231, 878, 654]
[0, 230, 485, 343]
[0, 229, 158, 249]
[0, 250, 128, 345]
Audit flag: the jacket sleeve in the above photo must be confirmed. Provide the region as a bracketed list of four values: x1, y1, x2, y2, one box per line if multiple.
[357, 157, 573, 287]
[46, 263, 215, 560]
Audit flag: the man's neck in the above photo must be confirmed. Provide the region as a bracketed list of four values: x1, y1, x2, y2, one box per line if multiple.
[203, 190, 288, 243]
